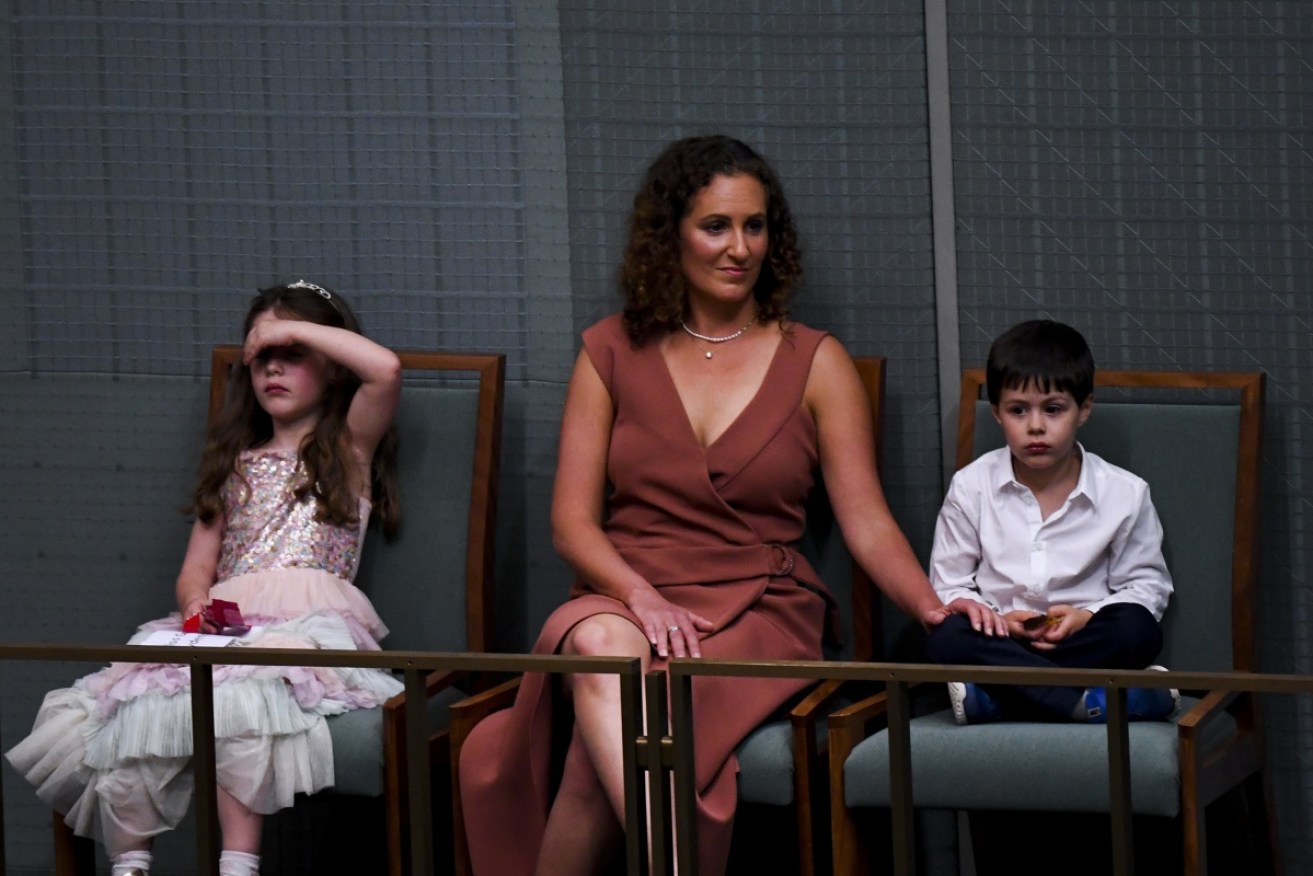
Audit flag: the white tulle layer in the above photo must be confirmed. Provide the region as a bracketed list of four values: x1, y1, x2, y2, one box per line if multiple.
[4, 572, 402, 856]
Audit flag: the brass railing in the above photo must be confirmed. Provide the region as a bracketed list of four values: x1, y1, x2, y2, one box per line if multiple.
[6, 646, 1310, 876]
[664, 659, 1313, 876]
[0, 645, 644, 876]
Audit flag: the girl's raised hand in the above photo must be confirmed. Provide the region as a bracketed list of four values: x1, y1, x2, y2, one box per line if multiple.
[242, 317, 303, 365]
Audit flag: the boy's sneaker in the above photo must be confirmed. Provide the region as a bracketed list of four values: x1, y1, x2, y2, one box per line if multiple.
[1082, 666, 1180, 723]
[947, 682, 1004, 725]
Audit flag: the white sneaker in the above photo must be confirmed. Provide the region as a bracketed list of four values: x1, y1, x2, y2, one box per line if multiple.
[947, 682, 968, 725]
[1146, 665, 1182, 715]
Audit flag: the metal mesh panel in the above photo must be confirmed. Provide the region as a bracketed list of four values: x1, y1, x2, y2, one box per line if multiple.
[950, 2, 1312, 867]
[12, 0, 531, 377]
[557, 0, 941, 579]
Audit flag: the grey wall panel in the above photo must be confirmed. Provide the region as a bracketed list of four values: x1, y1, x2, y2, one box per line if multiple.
[949, 2, 1312, 868]
[555, 1, 942, 618]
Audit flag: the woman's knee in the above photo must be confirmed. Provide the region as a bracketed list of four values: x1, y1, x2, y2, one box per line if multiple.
[563, 615, 648, 659]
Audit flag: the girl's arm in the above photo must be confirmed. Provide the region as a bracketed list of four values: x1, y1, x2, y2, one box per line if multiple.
[176, 517, 223, 623]
[551, 350, 713, 658]
[805, 337, 1006, 634]
[244, 318, 402, 461]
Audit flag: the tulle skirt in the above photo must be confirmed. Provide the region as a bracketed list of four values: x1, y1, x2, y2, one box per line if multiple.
[4, 569, 403, 855]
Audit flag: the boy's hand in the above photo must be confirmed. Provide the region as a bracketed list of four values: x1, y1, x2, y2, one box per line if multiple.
[1030, 604, 1093, 650]
[1003, 610, 1051, 641]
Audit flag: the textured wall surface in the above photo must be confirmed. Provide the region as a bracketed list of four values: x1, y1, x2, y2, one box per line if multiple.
[949, 2, 1312, 868]
[1, 0, 1310, 872]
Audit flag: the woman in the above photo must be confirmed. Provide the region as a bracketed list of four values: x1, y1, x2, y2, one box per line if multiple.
[459, 135, 978, 875]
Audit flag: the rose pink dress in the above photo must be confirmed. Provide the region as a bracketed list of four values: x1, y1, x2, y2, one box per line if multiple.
[459, 315, 837, 875]
[5, 449, 402, 855]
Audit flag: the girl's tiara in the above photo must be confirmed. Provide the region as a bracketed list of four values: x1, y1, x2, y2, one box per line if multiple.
[288, 279, 332, 300]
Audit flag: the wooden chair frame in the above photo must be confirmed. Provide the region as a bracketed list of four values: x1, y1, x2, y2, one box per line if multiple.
[827, 368, 1272, 876]
[52, 346, 505, 876]
[447, 356, 886, 876]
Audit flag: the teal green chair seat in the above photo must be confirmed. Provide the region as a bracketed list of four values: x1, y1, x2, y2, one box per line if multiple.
[843, 695, 1237, 817]
[737, 720, 805, 807]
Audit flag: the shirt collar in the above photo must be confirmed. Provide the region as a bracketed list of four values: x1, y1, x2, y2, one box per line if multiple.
[989, 442, 1096, 504]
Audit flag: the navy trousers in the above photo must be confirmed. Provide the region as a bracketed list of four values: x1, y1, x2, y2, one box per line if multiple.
[926, 602, 1163, 720]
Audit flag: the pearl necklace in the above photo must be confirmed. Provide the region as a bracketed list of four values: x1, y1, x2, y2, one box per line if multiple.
[678, 318, 755, 359]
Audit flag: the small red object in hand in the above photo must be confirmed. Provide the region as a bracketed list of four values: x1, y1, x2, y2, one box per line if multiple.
[182, 600, 249, 635]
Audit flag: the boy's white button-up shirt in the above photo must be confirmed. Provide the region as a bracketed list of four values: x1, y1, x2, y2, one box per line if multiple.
[930, 444, 1173, 620]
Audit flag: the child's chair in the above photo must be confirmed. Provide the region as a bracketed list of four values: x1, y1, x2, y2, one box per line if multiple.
[827, 368, 1273, 876]
[448, 357, 888, 876]
[51, 346, 505, 876]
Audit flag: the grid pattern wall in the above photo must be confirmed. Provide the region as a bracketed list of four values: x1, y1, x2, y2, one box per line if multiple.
[10, 0, 532, 377]
[1, 3, 569, 871]
[948, 1, 1313, 868]
[555, 0, 940, 633]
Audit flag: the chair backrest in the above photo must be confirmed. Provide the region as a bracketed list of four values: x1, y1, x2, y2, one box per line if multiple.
[958, 368, 1264, 673]
[209, 347, 505, 653]
[801, 356, 885, 662]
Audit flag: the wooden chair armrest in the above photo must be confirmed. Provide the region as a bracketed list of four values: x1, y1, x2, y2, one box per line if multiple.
[789, 678, 846, 724]
[785, 679, 878, 876]
[829, 690, 890, 729]
[827, 691, 892, 875]
[1177, 689, 1266, 813]
[1176, 688, 1241, 736]
[450, 677, 521, 744]
[380, 668, 465, 715]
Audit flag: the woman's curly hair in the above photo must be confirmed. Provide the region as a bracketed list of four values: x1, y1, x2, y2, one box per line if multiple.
[190, 284, 401, 539]
[620, 135, 802, 344]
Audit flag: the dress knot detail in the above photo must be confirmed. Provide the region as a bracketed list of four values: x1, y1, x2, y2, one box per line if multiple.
[767, 543, 796, 577]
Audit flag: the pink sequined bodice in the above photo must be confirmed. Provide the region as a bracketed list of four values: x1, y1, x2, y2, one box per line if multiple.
[215, 450, 370, 584]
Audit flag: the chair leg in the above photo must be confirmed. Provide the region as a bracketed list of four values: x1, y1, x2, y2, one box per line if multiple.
[52, 812, 95, 876]
[829, 796, 867, 876]
[1181, 793, 1208, 876]
[1245, 771, 1280, 876]
[792, 748, 819, 876]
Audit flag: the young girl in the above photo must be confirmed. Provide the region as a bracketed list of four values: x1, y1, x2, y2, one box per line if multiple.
[5, 282, 405, 876]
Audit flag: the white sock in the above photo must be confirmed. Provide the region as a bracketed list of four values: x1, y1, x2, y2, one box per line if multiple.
[219, 849, 261, 876]
[111, 849, 152, 875]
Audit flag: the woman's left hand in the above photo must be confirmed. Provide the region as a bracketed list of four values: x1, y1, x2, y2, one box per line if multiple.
[925, 598, 1009, 637]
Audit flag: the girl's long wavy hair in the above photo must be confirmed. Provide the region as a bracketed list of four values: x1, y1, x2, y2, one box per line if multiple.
[620, 135, 803, 344]
[189, 284, 401, 539]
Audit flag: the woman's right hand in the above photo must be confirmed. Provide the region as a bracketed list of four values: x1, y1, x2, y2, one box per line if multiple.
[626, 588, 715, 659]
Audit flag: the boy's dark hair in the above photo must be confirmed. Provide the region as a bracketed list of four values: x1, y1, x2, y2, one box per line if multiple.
[986, 319, 1095, 405]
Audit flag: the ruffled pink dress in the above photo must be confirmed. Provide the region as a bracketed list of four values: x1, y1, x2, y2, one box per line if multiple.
[4, 449, 403, 855]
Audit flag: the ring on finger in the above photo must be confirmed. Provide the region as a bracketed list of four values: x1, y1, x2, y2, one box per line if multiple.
[667, 625, 680, 633]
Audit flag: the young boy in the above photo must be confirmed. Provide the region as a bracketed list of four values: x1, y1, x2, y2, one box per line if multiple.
[927, 319, 1178, 724]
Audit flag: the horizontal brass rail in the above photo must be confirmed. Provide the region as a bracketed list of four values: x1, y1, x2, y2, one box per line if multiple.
[0, 645, 645, 876]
